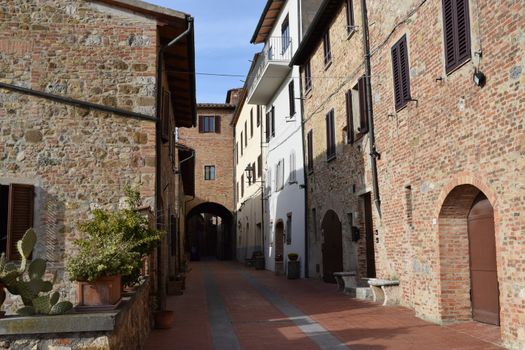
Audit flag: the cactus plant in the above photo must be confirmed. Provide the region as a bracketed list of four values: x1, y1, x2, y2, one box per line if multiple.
[1, 228, 73, 316]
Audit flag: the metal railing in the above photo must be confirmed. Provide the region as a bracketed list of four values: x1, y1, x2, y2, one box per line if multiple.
[247, 36, 293, 97]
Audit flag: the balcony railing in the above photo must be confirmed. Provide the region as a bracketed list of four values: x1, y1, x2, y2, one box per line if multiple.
[247, 36, 293, 104]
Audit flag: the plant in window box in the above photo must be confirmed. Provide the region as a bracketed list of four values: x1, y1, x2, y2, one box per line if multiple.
[67, 187, 163, 309]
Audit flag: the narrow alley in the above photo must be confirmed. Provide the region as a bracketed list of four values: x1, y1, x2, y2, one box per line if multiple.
[145, 261, 502, 350]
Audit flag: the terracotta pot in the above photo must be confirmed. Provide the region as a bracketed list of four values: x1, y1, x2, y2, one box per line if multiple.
[154, 310, 174, 329]
[76, 275, 121, 310]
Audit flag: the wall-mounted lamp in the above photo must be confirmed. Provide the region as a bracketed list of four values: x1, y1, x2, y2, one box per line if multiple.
[473, 70, 486, 88]
[244, 164, 254, 185]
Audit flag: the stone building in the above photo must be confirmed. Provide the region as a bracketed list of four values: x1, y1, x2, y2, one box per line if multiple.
[232, 72, 266, 262]
[0, 0, 196, 311]
[292, 0, 525, 348]
[180, 90, 239, 260]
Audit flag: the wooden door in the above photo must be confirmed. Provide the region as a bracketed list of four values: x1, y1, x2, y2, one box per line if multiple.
[468, 194, 500, 325]
[363, 193, 376, 278]
[275, 222, 284, 275]
[321, 210, 343, 283]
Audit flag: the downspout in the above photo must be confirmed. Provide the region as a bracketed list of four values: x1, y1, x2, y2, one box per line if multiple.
[360, 0, 381, 213]
[155, 16, 194, 311]
[297, 0, 309, 279]
[259, 106, 265, 255]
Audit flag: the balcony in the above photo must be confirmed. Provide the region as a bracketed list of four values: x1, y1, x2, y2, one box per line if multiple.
[247, 36, 293, 105]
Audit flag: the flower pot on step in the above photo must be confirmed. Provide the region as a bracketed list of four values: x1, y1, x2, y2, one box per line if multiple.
[75, 275, 122, 311]
[154, 310, 175, 329]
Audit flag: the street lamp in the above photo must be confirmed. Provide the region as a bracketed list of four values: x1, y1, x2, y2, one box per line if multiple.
[244, 164, 254, 186]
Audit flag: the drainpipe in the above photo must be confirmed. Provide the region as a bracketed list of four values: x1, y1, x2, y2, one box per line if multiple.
[260, 106, 265, 256]
[360, 0, 381, 213]
[155, 16, 194, 311]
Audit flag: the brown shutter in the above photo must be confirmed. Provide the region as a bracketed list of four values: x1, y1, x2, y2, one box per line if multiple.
[358, 76, 369, 133]
[443, 0, 471, 73]
[307, 130, 313, 172]
[455, 0, 471, 64]
[391, 44, 403, 109]
[7, 184, 34, 260]
[265, 111, 270, 142]
[161, 89, 171, 142]
[198, 116, 204, 133]
[345, 90, 354, 144]
[288, 81, 295, 116]
[392, 35, 411, 111]
[215, 116, 221, 133]
[271, 106, 275, 137]
[346, 0, 355, 32]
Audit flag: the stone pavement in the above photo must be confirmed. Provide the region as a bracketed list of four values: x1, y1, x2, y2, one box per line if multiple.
[144, 261, 503, 350]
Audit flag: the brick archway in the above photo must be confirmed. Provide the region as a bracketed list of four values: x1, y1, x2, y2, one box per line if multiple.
[437, 183, 499, 324]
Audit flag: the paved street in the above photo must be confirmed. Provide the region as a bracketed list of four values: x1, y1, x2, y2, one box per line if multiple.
[145, 261, 502, 350]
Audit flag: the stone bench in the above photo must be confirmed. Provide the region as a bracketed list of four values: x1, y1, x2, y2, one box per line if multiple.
[333, 272, 357, 294]
[367, 278, 400, 306]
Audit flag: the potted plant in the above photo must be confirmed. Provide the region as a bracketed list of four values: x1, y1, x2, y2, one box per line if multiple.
[288, 253, 299, 261]
[287, 253, 300, 280]
[67, 187, 162, 310]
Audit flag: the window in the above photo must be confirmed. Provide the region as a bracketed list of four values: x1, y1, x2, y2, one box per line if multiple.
[442, 0, 471, 74]
[325, 109, 336, 160]
[271, 106, 275, 138]
[288, 81, 296, 117]
[346, 0, 355, 33]
[307, 130, 314, 173]
[257, 154, 262, 178]
[347, 76, 370, 141]
[286, 214, 292, 245]
[236, 182, 239, 204]
[256, 106, 261, 126]
[244, 121, 248, 147]
[323, 31, 332, 67]
[266, 167, 272, 194]
[265, 110, 271, 142]
[304, 61, 312, 93]
[204, 165, 216, 180]
[161, 89, 171, 142]
[250, 109, 254, 138]
[235, 142, 239, 163]
[281, 15, 290, 53]
[275, 159, 285, 192]
[345, 90, 354, 144]
[0, 184, 34, 260]
[241, 174, 245, 198]
[391, 35, 411, 111]
[199, 115, 221, 133]
[240, 132, 244, 155]
[289, 151, 296, 183]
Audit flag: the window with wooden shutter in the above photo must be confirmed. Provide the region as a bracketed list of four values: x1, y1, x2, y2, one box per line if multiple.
[240, 132, 244, 155]
[250, 109, 254, 138]
[307, 130, 314, 173]
[323, 31, 332, 67]
[6, 184, 34, 260]
[442, 0, 471, 74]
[325, 109, 336, 160]
[391, 35, 411, 111]
[288, 81, 295, 116]
[357, 76, 369, 134]
[244, 121, 248, 146]
[257, 154, 262, 178]
[271, 106, 275, 138]
[215, 115, 221, 133]
[161, 89, 171, 142]
[346, 0, 355, 33]
[304, 61, 312, 93]
[265, 110, 271, 142]
[257, 106, 261, 126]
[345, 90, 354, 144]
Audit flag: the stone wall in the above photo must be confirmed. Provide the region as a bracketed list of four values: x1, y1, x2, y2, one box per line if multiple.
[301, 0, 525, 348]
[0, 280, 151, 350]
[0, 0, 158, 307]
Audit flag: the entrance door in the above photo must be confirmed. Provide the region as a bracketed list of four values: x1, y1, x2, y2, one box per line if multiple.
[321, 210, 343, 283]
[275, 222, 284, 275]
[363, 193, 376, 278]
[468, 193, 500, 325]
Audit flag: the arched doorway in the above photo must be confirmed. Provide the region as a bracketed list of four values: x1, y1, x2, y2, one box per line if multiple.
[186, 202, 233, 260]
[321, 210, 343, 283]
[275, 221, 284, 275]
[438, 185, 500, 325]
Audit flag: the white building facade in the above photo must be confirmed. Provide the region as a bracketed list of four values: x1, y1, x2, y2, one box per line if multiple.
[247, 0, 320, 278]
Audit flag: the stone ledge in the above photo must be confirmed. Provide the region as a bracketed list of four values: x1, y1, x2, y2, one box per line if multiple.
[0, 282, 146, 336]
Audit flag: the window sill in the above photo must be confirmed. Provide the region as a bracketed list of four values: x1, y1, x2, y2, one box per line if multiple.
[304, 86, 312, 97]
[445, 57, 472, 76]
[324, 59, 332, 70]
[326, 154, 337, 163]
[346, 28, 357, 40]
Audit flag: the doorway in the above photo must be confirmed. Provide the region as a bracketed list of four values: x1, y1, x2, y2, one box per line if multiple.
[363, 193, 376, 278]
[468, 193, 500, 325]
[275, 221, 284, 275]
[321, 210, 343, 283]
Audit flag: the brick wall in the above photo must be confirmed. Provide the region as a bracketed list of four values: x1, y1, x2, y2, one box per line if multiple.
[301, 0, 525, 347]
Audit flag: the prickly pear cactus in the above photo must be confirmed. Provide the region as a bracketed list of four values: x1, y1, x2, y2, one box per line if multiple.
[0, 228, 73, 316]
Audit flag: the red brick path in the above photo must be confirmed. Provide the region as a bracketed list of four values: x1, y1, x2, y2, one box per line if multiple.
[145, 261, 503, 350]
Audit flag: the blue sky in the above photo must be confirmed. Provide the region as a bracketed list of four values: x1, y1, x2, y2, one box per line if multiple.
[147, 0, 267, 103]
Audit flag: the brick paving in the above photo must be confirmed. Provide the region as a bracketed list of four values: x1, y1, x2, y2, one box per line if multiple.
[144, 261, 503, 350]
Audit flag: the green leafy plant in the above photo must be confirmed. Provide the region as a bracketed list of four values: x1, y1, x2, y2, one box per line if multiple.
[1, 228, 73, 316]
[67, 187, 163, 285]
[287, 253, 299, 261]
